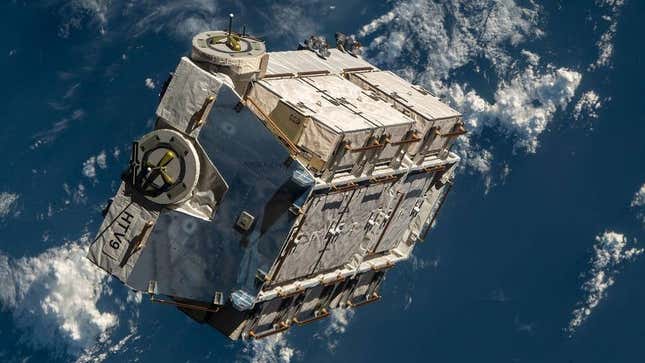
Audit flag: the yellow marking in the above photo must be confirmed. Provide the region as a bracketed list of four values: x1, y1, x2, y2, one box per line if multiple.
[158, 150, 176, 167]
[159, 169, 174, 184]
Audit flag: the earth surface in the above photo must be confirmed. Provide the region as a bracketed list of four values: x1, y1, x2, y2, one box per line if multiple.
[1, 0, 644, 362]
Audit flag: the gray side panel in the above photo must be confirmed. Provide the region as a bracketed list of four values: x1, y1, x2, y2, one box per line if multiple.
[156, 57, 232, 136]
[126, 85, 313, 304]
[245, 297, 295, 338]
[314, 181, 396, 273]
[270, 190, 352, 285]
[425, 118, 459, 155]
[373, 171, 434, 254]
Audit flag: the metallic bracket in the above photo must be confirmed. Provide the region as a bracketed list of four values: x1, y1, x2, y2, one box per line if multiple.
[322, 273, 346, 286]
[277, 287, 305, 298]
[368, 175, 399, 185]
[391, 130, 422, 146]
[347, 293, 381, 308]
[342, 66, 374, 74]
[249, 323, 290, 339]
[348, 141, 386, 153]
[423, 165, 447, 174]
[370, 261, 394, 272]
[390, 136, 422, 146]
[119, 220, 155, 267]
[439, 124, 467, 138]
[329, 182, 359, 194]
[188, 95, 216, 132]
[150, 294, 221, 313]
[297, 70, 330, 77]
[288, 204, 304, 216]
[293, 309, 330, 326]
[263, 72, 296, 79]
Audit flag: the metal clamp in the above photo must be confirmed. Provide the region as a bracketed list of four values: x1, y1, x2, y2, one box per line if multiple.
[347, 293, 381, 308]
[439, 124, 467, 138]
[249, 322, 290, 339]
[293, 309, 330, 326]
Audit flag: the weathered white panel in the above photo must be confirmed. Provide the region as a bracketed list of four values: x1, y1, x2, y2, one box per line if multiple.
[156, 57, 233, 135]
[270, 190, 352, 285]
[348, 71, 462, 156]
[265, 49, 373, 76]
[315, 181, 396, 273]
[372, 171, 435, 254]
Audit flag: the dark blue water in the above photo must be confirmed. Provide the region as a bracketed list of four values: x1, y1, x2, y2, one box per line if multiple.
[0, 1, 643, 362]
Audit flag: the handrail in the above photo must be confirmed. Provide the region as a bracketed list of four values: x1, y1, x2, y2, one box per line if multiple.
[297, 70, 330, 77]
[150, 295, 221, 313]
[439, 124, 467, 138]
[329, 181, 359, 194]
[390, 136, 422, 146]
[263, 72, 295, 79]
[423, 165, 447, 174]
[342, 66, 374, 74]
[348, 142, 386, 153]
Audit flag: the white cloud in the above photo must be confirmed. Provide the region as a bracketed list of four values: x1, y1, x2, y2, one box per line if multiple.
[240, 333, 295, 363]
[56, 0, 225, 40]
[144, 78, 156, 90]
[322, 309, 354, 352]
[445, 65, 581, 153]
[521, 49, 540, 66]
[62, 183, 88, 205]
[83, 157, 97, 179]
[631, 184, 645, 208]
[129, 0, 223, 40]
[0, 235, 119, 357]
[361, 0, 543, 80]
[31, 109, 86, 150]
[58, 0, 110, 38]
[358, 10, 396, 37]
[631, 183, 645, 225]
[126, 290, 143, 304]
[573, 91, 602, 120]
[83, 151, 108, 179]
[589, 0, 625, 70]
[96, 151, 108, 169]
[409, 254, 440, 271]
[359, 0, 582, 185]
[240, 307, 355, 361]
[0, 192, 19, 219]
[264, 2, 322, 43]
[568, 231, 643, 333]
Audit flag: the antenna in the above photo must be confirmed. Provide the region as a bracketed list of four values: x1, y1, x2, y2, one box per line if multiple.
[228, 13, 234, 36]
[242, 25, 247, 37]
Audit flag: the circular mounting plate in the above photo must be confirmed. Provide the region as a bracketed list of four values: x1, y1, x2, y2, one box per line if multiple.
[134, 129, 200, 205]
[191, 31, 266, 68]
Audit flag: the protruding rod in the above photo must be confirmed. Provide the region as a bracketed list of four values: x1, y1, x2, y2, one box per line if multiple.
[228, 13, 234, 36]
[242, 25, 246, 37]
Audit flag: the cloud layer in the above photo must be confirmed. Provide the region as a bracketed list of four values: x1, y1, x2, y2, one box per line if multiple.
[568, 231, 643, 333]
[0, 235, 118, 357]
[358, 0, 584, 185]
[0, 192, 19, 219]
[632, 183, 645, 225]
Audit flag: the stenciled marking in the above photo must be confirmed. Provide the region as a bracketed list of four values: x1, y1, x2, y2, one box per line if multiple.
[102, 210, 135, 260]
